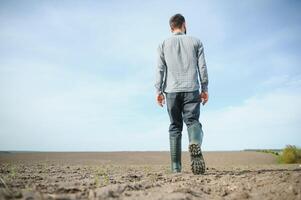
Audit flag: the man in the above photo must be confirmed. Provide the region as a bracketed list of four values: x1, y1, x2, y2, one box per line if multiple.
[155, 14, 209, 175]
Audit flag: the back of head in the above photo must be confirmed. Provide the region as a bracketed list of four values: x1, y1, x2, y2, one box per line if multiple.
[169, 13, 185, 29]
[169, 13, 186, 33]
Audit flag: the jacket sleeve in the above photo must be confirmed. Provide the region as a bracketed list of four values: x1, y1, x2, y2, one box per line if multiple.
[154, 42, 166, 94]
[197, 40, 209, 92]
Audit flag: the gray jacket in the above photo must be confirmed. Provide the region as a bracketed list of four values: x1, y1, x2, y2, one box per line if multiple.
[155, 31, 208, 94]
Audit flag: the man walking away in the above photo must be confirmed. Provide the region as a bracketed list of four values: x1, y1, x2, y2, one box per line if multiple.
[154, 14, 209, 175]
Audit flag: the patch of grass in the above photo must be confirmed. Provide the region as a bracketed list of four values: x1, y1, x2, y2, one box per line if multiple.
[256, 149, 280, 156]
[94, 166, 110, 187]
[8, 165, 17, 180]
[278, 145, 301, 164]
[254, 145, 301, 164]
[148, 173, 157, 183]
[102, 173, 110, 185]
[94, 175, 100, 187]
[143, 165, 152, 174]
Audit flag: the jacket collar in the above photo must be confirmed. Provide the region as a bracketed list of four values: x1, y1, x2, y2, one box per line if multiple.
[173, 31, 184, 35]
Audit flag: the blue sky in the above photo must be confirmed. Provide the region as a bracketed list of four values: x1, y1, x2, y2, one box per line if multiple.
[0, 0, 300, 151]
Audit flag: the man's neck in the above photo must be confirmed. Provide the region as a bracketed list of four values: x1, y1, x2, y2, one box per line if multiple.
[173, 29, 183, 34]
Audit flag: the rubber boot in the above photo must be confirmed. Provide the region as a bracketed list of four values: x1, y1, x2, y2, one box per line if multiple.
[169, 134, 182, 173]
[188, 122, 205, 174]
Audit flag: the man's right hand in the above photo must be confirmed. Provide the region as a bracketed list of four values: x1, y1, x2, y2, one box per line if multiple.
[200, 91, 209, 105]
[156, 93, 165, 107]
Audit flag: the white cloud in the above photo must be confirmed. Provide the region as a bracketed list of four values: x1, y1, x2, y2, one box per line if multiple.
[201, 80, 301, 150]
[0, 59, 157, 151]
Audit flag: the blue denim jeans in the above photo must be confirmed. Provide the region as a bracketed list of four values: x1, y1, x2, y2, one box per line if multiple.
[165, 90, 203, 138]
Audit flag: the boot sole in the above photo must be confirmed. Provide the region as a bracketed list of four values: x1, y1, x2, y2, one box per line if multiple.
[189, 143, 205, 175]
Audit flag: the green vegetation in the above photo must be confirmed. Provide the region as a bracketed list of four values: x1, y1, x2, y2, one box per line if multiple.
[278, 145, 301, 164]
[256, 149, 280, 156]
[249, 145, 301, 164]
[93, 166, 110, 187]
[8, 165, 17, 180]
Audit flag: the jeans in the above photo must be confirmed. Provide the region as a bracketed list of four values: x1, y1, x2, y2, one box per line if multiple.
[165, 90, 202, 138]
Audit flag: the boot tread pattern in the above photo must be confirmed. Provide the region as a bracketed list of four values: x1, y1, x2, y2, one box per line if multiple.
[189, 143, 205, 175]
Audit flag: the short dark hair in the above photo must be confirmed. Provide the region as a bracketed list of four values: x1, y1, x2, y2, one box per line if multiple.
[169, 14, 185, 29]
